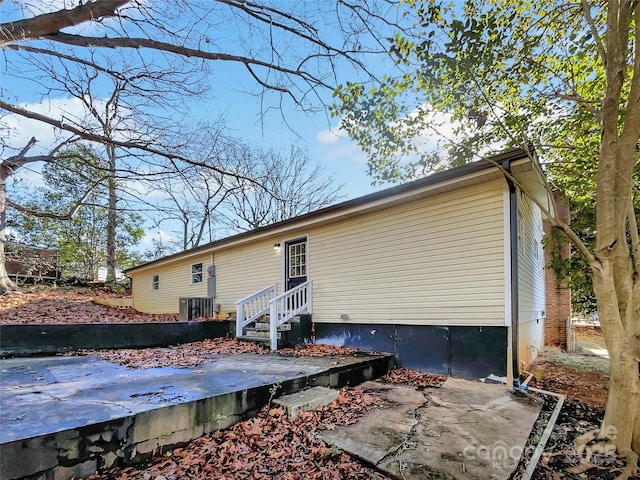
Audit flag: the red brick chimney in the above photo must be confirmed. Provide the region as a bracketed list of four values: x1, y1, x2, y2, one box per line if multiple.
[543, 193, 571, 348]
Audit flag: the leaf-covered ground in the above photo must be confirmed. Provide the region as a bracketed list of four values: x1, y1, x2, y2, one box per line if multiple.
[69, 339, 372, 369]
[84, 388, 392, 480]
[80, 368, 449, 480]
[0, 286, 179, 324]
[70, 338, 268, 368]
[380, 368, 448, 389]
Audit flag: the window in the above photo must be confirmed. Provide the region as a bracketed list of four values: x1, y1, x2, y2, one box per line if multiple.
[191, 263, 203, 284]
[151, 274, 159, 291]
[288, 242, 306, 278]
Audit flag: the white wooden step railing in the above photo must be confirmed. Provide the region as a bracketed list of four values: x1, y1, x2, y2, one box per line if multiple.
[235, 280, 313, 350]
[269, 280, 312, 350]
[235, 283, 277, 338]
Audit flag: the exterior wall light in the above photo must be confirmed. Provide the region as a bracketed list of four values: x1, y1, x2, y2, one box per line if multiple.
[273, 242, 281, 252]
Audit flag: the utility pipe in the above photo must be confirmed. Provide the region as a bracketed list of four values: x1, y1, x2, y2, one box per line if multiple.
[517, 374, 565, 480]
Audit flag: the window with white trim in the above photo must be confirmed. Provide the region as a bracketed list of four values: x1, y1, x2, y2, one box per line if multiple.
[151, 274, 159, 291]
[288, 242, 306, 278]
[191, 262, 203, 284]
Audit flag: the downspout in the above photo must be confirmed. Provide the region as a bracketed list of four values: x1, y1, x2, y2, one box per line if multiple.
[126, 275, 133, 308]
[502, 159, 520, 386]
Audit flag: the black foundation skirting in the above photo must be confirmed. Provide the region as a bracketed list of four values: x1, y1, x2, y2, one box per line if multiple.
[314, 323, 507, 380]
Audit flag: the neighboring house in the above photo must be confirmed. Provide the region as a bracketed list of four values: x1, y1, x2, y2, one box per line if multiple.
[5, 242, 59, 281]
[124, 147, 552, 383]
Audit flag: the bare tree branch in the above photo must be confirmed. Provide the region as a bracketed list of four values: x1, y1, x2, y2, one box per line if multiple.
[3, 44, 130, 81]
[580, 0, 607, 64]
[38, 33, 332, 93]
[0, 0, 129, 45]
[16, 137, 36, 157]
[1, 137, 75, 178]
[0, 99, 259, 185]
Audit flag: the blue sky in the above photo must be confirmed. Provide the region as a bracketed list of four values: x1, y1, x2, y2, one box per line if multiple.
[195, 78, 378, 200]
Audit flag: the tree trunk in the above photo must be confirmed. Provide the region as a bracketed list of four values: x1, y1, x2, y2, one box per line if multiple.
[592, 157, 640, 474]
[0, 165, 18, 294]
[634, 398, 640, 455]
[182, 213, 189, 251]
[593, 2, 640, 468]
[105, 144, 117, 284]
[0, 239, 18, 294]
[592, 264, 640, 460]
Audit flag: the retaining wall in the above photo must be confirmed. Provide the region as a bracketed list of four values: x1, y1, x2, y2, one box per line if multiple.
[0, 321, 233, 357]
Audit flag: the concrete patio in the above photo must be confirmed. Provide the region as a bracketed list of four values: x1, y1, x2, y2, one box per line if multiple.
[0, 352, 392, 480]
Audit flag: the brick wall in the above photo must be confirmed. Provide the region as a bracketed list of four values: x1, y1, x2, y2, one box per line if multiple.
[543, 194, 571, 347]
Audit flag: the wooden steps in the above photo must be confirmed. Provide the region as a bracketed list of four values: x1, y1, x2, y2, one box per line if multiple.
[238, 318, 289, 347]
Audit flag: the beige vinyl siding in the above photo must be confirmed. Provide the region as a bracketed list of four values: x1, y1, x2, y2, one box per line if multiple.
[309, 179, 506, 326]
[129, 177, 507, 326]
[213, 237, 284, 317]
[131, 253, 211, 313]
[517, 192, 546, 363]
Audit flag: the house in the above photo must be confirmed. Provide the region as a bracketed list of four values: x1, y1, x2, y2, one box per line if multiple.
[5, 242, 59, 281]
[124, 147, 552, 384]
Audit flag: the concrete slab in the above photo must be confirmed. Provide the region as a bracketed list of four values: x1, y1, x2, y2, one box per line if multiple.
[0, 352, 393, 480]
[322, 378, 542, 480]
[273, 386, 339, 418]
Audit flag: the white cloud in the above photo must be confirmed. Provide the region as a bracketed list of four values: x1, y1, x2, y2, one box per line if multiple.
[320, 140, 368, 165]
[402, 105, 508, 160]
[316, 125, 346, 145]
[314, 120, 369, 165]
[2, 97, 90, 154]
[315, 109, 460, 169]
[403, 107, 457, 151]
[2, 94, 150, 157]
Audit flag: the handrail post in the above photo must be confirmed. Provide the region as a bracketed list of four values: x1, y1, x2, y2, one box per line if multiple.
[236, 304, 244, 337]
[270, 301, 278, 350]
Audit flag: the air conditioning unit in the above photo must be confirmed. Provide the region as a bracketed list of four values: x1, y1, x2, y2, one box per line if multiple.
[178, 297, 220, 321]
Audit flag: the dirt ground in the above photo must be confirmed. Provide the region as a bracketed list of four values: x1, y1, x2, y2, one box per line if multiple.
[517, 327, 639, 480]
[1, 288, 636, 479]
[528, 326, 610, 410]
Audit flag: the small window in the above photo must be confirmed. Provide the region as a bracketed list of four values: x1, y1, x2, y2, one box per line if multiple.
[191, 263, 203, 284]
[151, 274, 159, 291]
[288, 242, 306, 278]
